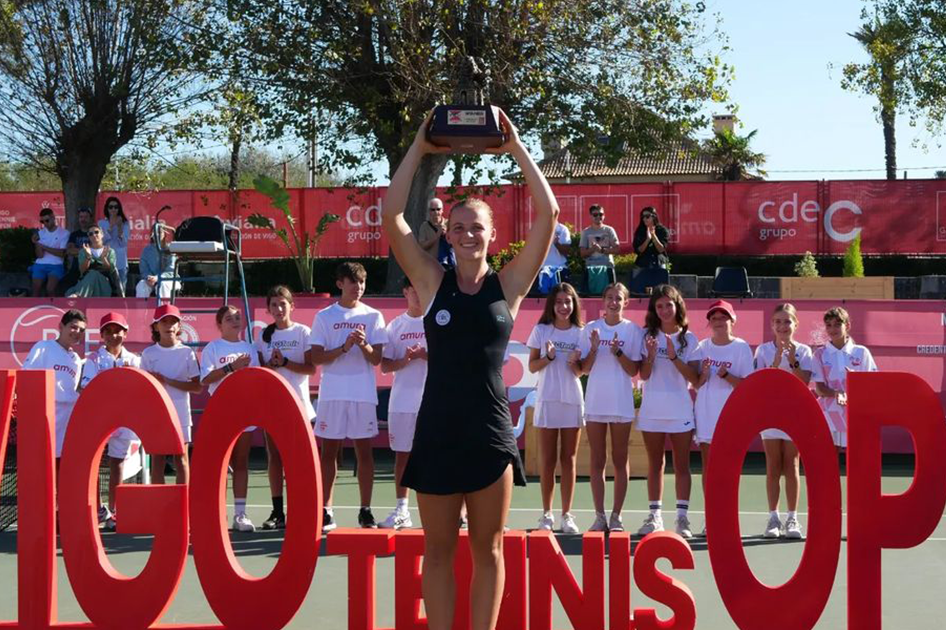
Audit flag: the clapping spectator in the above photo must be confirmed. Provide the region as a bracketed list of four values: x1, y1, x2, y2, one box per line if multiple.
[99, 197, 130, 294]
[64, 226, 121, 297]
[579, 205, 619, 294]
[632, 207, 670, 272]
[61, 207, 95, 293]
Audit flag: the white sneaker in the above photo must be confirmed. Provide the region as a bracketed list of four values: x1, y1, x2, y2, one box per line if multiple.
[560, 513, 580, 535]
[588, 512, 609, 532]
[608, 512, 624, 532]
[784, 516, 803, 539]
[537, 512, 554, 531]
[232, 513, 256, 533]
[674, 515, 693, 539]
[380, 509, 413, 530]
[637, 513, 664, 536]
[763, 515, 782, 539]
[97, 505, 112, 524]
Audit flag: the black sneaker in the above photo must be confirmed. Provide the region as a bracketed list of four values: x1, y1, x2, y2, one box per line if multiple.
[261, 510, 286, 530]
[358, 507, 377, 529]
[322, 508, 337, 533]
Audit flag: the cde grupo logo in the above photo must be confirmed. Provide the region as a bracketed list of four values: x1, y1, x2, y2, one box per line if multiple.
[757, 193, 863, 243]
[345, 200, 384, 245]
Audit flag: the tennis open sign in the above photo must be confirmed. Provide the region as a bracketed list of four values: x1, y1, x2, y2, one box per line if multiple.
[0, 367, 944, 630]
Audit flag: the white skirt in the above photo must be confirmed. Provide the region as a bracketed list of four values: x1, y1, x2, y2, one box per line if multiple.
[635, 416, 694, 434]
[534, 402, 584, 429]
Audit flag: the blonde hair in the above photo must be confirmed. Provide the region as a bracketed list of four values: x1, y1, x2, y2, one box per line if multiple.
[449, 198, 494, 225]
[772, 302, 798, 323]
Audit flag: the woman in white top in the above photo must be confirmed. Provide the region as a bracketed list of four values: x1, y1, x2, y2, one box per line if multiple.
[99, 196, 130, 293]
[201, 305, 260, 533]
[141, 304, 202, 485]
[527, 282, 585, 534]
[579, 282, 642, 533]
[753, 303, 812, 540]
[812, 306, 878, 450]
[693, 300, 753, 535]
[636, 285, 700, 539]
[255, 285, 317, 530]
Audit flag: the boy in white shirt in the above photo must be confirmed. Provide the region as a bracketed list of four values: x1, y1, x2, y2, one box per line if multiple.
[80, 312, 140, 530]
[379, 276, 427, 530]
[22, 309, 86, 462]
[310, 262, 387, 531]
[31, 208, 69, 297]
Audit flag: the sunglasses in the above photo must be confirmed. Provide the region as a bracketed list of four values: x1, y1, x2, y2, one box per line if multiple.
[89, 230, 102, 235]
[642, 213, 655, 219]
[591, 213, 604, 218]
[107, 204, 119, 209]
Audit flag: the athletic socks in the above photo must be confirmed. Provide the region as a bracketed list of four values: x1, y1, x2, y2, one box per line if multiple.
[676, 500, 689, 518]
[787, 510, 797, 521]
[235, 499, 246, 517]
[272, 496, 284, 515]
[396, 498, 409, 513]
[649, 501, 662, 516]
[770, 510, 781, 520]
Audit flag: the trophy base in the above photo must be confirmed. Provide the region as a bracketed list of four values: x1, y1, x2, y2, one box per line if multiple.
[427, 105, 505, 153]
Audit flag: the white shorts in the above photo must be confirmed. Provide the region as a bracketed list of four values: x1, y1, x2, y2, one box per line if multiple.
[833, 430, 847, 448]
[585, 413, 634, 425]
[695, 417, 717, 445]
[107, 428, 141, 459]
[535, 402, 584, 429]
[54, 402, 73, 458]
[314, 400, 378, 440]
[387, 411, 418, 452]
[761, 428, 791, 441]
[635, 416, 694, 434]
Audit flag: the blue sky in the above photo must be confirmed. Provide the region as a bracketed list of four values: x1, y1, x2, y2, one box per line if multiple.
[358, 0, 944, 186]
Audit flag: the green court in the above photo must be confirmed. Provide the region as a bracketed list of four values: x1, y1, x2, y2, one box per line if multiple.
[1, 451, 943, 629]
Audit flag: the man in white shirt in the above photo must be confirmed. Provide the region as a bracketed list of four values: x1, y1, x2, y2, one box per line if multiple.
[31, 208, 69, 297]
[22, 309, 86, 461]
[310, 262, 387, 532]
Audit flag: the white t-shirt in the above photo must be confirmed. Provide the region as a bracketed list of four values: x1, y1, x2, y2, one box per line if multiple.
[81, 346, 141, 388]
[753, 341, 814, 374]
[693, 337, 754, 426]
[811, 339, 878, 432]
[542, 223, 571, 268]
[310, 302, 387, 404]
[382, 313, 428, 414]
[638, 330, 700, 422]
[200, 338, 260, 395]
[527, 323, 583, 407]
[579, 319, 643, 417]
[255, 322, 316, 420]
[36, 226, 69, 265]
[23, 339, 82, 405]
[140, 343, 200, 428]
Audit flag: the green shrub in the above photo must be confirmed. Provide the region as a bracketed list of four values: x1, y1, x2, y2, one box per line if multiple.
[842, 235, 865, 278]
[0, 227, 37, 273]
[794, 251, 819, 277]
[613, 253, 638, 281]
[489, 241, 525, 271]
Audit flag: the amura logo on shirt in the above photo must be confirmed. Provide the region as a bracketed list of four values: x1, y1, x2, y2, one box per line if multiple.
[400, 332, 425, 341]
[333, 322, 366, 331]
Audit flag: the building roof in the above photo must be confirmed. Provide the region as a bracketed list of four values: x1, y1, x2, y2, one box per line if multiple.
[535, 140, 720, 179]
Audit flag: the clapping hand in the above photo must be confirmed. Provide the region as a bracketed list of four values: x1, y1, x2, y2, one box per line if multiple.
[644, 334, 658, 360]
[232, 354, 252, 370]
[269, 348, 285, 368]
[609, 333, 621, 356]
[589, 328, 601, 349]
[545, 340, 556, 361]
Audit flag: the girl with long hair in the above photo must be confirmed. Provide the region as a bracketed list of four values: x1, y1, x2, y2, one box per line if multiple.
[632, 206, 669, 270]
[99, 196, 130, 293]
[527, 282, 585, 534]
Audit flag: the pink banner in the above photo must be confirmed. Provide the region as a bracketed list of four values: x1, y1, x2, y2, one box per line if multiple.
[4, 297, 944, 453]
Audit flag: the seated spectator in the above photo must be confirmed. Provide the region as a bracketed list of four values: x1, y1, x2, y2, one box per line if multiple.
[632, 206, 670, 272]
[31, 208, 69, 297]
[64, 226, 120, 297]
[534, 221, 572, 295]
[60, 206, 95, 294]
[579, 204, 619, 294]
[136, 219, 179, 299]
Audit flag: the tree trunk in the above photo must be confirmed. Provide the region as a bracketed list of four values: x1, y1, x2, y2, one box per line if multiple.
[383, 153, 448, 293]
[881, 104, 897, 180]
[60, 156, 108, 231]
[228, 131, 243, 215]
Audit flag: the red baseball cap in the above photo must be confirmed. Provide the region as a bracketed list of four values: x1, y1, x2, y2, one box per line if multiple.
[152, 304, 182, 323]
[706, 300, 736, 321]
[99, 311, 128, 331]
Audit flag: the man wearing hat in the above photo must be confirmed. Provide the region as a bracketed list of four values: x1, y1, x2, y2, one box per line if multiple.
[80, 312, 141, 531]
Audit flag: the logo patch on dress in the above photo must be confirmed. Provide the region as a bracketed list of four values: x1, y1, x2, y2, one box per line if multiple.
[435, 309, 451, 326]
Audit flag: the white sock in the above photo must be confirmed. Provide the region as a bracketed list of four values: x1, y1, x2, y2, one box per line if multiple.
[770, 510, 780, 520]
[649, 501, 662, 516]
[787, 511, 797, 520]
[325, 506, 334, 516]
[396, 497, 409, 512]
[235, 499, 246, 517]
[676, 500, 689, 518]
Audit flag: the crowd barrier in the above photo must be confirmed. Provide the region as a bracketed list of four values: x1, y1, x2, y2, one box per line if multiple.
[3, 179, 946, 259]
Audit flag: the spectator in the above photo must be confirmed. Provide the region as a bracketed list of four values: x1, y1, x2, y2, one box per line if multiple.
[99, 196, 131, 293]
[632, 206, 670, 271]
[533, 221, 572, 294]
[64, 226, 120, 297]
[31, 208, 69, 297]
[416, 197, 454, 267]
[136, 219, 179, 299]
[579, 204, 620, 294]
[61, 207, 95, 293]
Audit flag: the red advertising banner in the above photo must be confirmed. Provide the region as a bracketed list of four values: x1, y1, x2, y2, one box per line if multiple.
[4, 179, 946, 259]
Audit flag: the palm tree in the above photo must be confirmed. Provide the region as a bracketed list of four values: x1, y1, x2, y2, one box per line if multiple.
[847, 18, 910, 180]
[706, 128, 767, 181]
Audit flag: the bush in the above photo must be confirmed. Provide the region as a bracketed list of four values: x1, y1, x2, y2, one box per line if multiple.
[613, 253, 638, 281]
[0, 227, 36, 273]
[794, 251, 819, 277]
[842, 235, 865, 278]
[489, 241, 525, 271]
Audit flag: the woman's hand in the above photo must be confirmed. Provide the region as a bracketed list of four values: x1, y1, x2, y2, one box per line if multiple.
[269, 348, 284, 368]
[589, 328, 600, 351]
[410, 110, 454, 156]
[484, 108, 525, 156]
[645, 334, 658, 360]
[545, 340, 556, 360]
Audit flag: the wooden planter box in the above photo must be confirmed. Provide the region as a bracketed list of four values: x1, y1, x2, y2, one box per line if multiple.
[780, 276, 894, 300]
[523, 407, 649, 478]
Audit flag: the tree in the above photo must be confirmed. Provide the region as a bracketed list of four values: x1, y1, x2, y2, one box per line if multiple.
[841, 12, 911, 180]
[0, 0, 211, 228]
[705, 128, 767, 181]
[216, 0, 732, 289]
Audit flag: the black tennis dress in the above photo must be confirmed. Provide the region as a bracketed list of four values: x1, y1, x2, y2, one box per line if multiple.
[401, 267, 527, 495]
